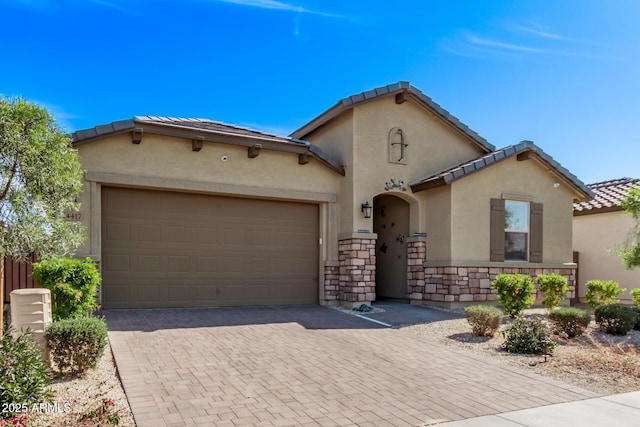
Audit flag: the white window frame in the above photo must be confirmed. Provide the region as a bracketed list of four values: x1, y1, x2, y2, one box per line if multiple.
[504, 200, 530, 262]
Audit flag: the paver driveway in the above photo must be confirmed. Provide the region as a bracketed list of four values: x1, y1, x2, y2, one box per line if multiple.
[104, 306, 598, 427]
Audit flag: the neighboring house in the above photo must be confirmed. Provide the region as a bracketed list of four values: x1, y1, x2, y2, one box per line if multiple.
[573, 178, 640, 304]
[71, 82, 593, 309]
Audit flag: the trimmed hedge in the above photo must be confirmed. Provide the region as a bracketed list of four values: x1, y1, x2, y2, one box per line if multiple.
[46, 317, 108, 374]
[32, 257, 101, 321]
[594, 304, 638, 336]
[549, 307, 591, 338]
[465, 305, 503, 337]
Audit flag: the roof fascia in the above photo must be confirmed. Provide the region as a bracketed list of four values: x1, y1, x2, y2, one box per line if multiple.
[573, 206, 624, 216]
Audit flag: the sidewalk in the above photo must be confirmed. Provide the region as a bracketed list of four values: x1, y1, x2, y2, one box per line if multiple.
[435, 391, 640, 426]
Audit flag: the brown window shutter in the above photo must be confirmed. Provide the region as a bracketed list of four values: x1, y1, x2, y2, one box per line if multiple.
[490, 198, 505, 262]
[530, 202, 543, 263]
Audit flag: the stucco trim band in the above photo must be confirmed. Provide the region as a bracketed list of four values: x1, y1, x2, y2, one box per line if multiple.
[84, 172, 338, 203]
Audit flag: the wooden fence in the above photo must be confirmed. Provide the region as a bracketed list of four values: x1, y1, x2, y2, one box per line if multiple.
[2, 253, 37, 304]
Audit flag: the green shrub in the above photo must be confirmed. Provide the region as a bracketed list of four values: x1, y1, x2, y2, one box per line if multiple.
[464, 305, 503, 337]
[32, 256, 101, 321]
[491, 274, 535, 317]
[549, 307, 591, 338]
[0, 331, 51, 419]
[594, 304, 638, 336]
[585, 280, 625, 309]
[501, 316, 557, 354]
[536, 273, 569, 312]
[631, 288, 640, 308]
[46, 317, 108, 374]
[633, 307, 640, 331]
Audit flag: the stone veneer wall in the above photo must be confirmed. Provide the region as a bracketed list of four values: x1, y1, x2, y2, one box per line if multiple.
[337, 238, 376, 303]
[407, 239, 427, 300]
[323, 261, 340, 303]
[412, 266, 576, 305]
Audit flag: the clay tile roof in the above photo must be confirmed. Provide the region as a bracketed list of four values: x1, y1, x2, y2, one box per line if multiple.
[72, 116, 308, 146]
[573, 177, 640, 215]
[132, 116, 309, 146]
[410, 140, 594, 201]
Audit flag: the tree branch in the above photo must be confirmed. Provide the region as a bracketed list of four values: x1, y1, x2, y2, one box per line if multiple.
[0, 158, 18, 202]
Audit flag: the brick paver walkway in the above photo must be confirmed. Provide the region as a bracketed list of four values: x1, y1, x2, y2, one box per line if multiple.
[105, 306, 598, 427]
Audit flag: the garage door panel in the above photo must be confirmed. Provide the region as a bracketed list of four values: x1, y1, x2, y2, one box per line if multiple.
[104, 254, 130, 272]
[194, 284, 218, 301]
[167, 256, 191, 273]
[103, 284, 131, 306]
[102, 187, 319, 308]
[166, 226, 192, 243]
[137, 255, 161, 272]
[196, 256, 218, 272]
[135, 284, 161, 305]
[105, 223, 131, 241]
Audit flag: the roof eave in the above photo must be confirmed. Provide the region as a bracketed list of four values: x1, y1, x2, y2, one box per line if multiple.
[72, 118, 346, 176]
[573, 206, 624, 216]
[409, 141, 595, 201]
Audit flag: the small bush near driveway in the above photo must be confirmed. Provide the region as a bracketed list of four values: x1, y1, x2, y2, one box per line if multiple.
[32, 257, 101, 321]
[549, 307, 591, 338]
[501, 316, 557, 355]
[465, 305, 503, 337]
[594, 304, 638, 336]
[46, 317, 108, 374]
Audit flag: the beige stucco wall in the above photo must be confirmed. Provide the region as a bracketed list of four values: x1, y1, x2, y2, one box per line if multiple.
[306, 95, 485, 235]
[74, 133, 342, 260]
[302, 111, 354, 235]
[353, 97, 485, 234]
[423, 186, 452, 261]
[573, 211, 640, 303]
[448, 156, 576, 264]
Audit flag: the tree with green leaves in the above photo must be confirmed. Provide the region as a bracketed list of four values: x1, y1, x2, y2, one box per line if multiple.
[618, 183, 640, 269]
[1, 98, 84, 336]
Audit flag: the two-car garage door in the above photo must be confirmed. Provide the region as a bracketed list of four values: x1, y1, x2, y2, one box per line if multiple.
[101, 187, 319, 309]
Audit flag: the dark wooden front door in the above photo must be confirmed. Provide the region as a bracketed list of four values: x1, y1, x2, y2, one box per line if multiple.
[374, 195, 409, 300]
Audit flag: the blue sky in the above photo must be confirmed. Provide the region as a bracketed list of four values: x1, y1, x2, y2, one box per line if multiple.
[1, 0, 639, 184]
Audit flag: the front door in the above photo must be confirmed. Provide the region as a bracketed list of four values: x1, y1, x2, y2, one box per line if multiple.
[373, 195, 409, 300]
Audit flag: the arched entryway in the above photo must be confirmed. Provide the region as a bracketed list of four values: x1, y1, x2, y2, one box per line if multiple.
[373, 194, 410, 301]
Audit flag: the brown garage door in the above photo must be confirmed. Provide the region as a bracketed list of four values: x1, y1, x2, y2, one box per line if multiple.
[101, 187, 319, 308]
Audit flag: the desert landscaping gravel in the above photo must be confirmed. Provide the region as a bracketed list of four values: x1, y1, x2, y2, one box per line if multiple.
[28, 339, 135, 427]
[401, 307, 640, 395]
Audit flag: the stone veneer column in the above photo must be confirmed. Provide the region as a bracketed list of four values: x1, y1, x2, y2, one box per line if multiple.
[323, 261, 340, 303]
[338, 236, 376, 306]
[406, 238, 427, 301]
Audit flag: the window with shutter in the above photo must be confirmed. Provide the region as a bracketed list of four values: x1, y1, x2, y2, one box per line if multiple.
[490, 198, 543, 263]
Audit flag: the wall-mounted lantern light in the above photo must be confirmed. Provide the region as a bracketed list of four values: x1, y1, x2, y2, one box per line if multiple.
[361, 201, 372, 219]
